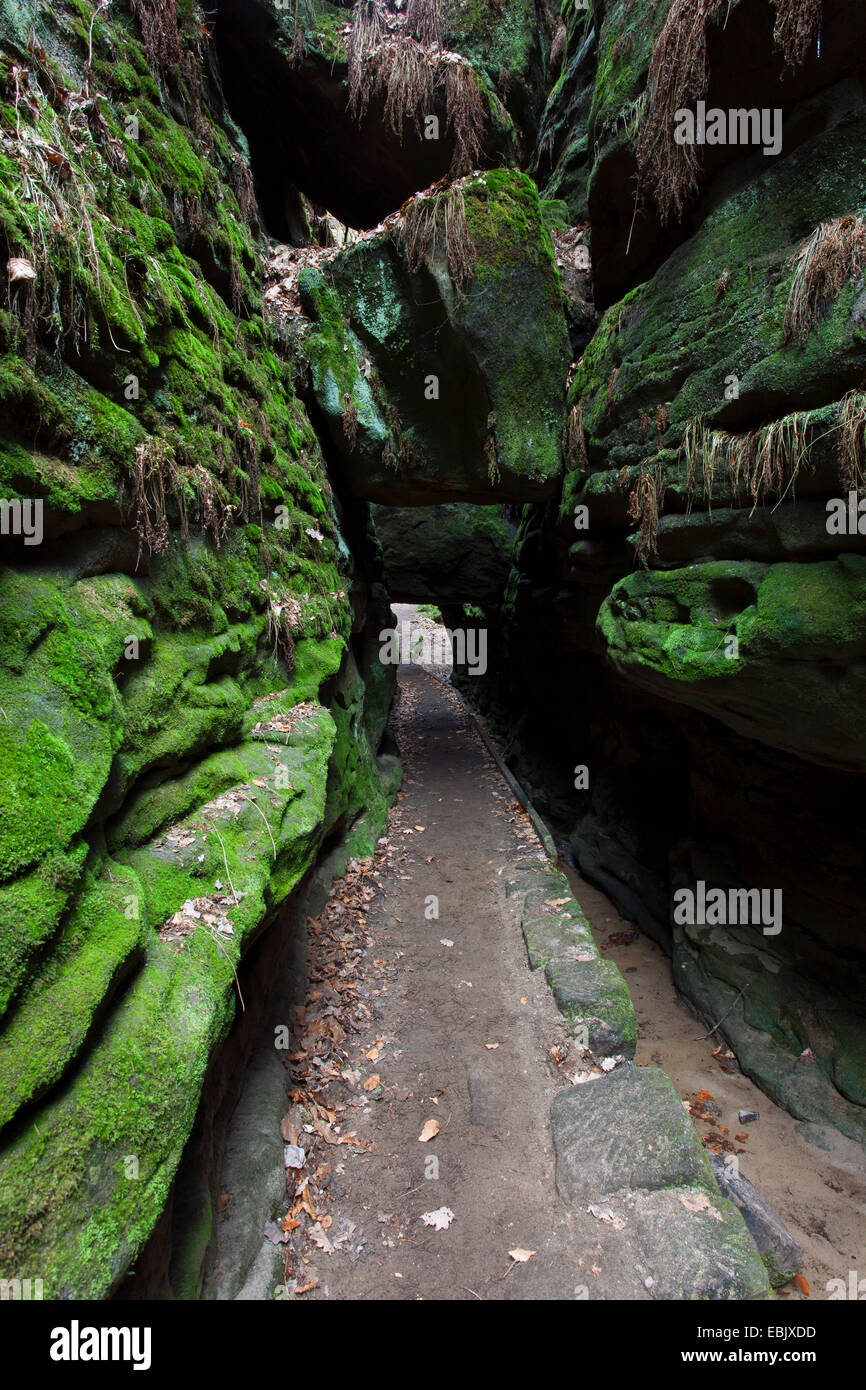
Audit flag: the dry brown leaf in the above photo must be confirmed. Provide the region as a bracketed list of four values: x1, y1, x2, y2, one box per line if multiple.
[508, 1248, 536, 1263]
[679, 1191, 710, 1213]
[280, 1112, 300, 1145]
[485, 1042, 499, 1050]
[7, 256, 36, 281]
[363, 1073, 380, 1092]
[418, 1118, 440, 1143]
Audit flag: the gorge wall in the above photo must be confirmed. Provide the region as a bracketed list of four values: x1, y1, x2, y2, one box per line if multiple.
[447, 0, 866, 1148]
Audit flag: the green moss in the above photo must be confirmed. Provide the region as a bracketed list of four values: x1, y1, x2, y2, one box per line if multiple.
[0, 0, 397, 1300]
[0, 859, 147, 1130]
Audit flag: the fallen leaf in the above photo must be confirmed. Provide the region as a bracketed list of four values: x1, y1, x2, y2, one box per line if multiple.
[418, 1118, 440, 1143]
[365, 1046, 379, 1061]
[696, 1089, 713, 1103]
[363, 1073, 380, 1092]
[420, 1206, 454, 1230]
[508, 1248, 536, 1263]
[587, 1203, 626, 1231]
[308, 1222, 335, 1254]
[280, 1113, 300, 1144]
[485, 1042, 499, 1050]
[794, 1274, 811, 1297]
[679, 1191, 710, 1213]
[679, 1190, 723, 1220]
[7, 256, 36, 281]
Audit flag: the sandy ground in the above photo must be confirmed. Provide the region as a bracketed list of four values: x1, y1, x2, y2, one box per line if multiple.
[567, 868, 866, 1301]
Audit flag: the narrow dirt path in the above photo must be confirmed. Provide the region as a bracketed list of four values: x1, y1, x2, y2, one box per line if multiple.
[299, 665, 649, 1300]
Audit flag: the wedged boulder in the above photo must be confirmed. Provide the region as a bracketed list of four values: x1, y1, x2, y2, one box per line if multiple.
[598, 555, 866, 774]
[371, 502, 513, 605]
[301, 170, 571, 504]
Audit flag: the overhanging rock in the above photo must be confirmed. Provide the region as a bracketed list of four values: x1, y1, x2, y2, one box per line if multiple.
[300, 170, 571, 505]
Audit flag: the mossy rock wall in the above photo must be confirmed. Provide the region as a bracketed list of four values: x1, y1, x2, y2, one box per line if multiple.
[0, 0, 399, 1297]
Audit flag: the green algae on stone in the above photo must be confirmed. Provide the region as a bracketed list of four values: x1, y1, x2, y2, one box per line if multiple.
[599, 556, 866, 773]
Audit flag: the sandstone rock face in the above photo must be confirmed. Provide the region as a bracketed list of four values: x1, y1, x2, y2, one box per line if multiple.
[452, 0, 866, 1149]
[3, 0, 866, 1300]
[0, 0, 397, 1297]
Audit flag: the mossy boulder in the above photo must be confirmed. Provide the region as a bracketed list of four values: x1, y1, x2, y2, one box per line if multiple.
[304, 170, 571, 504]
[598, 555, 866, 773]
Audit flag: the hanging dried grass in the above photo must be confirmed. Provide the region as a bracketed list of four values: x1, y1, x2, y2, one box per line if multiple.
[782, 215, 866, 347]
[445, 60, 485, 176]
[400, 185, 477, 289]
[636, 0, 724, 224]
[406, 0, 445, 50]
[839, 389, 866, 495]
[772, 0, 822, 69]
[628, 461, 667, 561]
